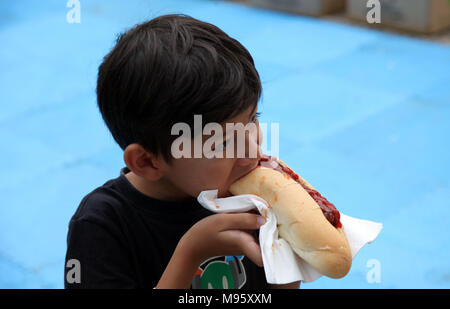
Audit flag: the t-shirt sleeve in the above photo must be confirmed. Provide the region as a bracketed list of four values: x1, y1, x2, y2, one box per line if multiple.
[64, 218, 137, 288]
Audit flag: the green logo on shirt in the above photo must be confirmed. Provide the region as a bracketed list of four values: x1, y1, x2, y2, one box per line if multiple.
[191, 256, 246, 289]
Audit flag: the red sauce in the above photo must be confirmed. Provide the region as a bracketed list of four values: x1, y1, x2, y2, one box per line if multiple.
[258, 155, 342, 228]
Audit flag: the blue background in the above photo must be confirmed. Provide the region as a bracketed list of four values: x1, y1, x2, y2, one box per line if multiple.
[0, 0, 449, 288]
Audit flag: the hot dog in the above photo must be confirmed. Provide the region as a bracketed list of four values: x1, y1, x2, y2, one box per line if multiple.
[229, 155, 352, 278]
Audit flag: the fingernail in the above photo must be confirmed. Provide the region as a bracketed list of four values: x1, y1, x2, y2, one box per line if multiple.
[257, 216, 266, 226]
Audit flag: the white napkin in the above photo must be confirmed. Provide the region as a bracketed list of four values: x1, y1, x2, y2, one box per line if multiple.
[197, 189, 383, 284]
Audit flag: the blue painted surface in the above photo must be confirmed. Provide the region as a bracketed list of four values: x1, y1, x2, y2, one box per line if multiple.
[0, 0, 449, 288]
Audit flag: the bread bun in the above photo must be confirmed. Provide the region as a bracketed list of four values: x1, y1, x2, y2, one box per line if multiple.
[229, 156, 352, 278]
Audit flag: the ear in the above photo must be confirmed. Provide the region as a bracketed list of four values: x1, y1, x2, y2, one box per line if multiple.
[123, 144, 164, 181]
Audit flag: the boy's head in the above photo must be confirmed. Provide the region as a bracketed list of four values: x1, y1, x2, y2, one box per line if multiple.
[96, 14, 263, 200]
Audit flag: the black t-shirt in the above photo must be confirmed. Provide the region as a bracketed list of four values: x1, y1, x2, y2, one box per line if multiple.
[64, 167, 268, 289]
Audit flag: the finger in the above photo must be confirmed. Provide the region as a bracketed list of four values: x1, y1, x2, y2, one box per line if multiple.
[217, 213, 265, 231]
[226, 230, 263, 267]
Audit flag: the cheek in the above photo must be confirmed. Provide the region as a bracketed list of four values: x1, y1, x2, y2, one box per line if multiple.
[201, 159, 235, 185]
[167, 157, 241, 197]
[175, 159, 235, 194]
[195, 161, 237, 197]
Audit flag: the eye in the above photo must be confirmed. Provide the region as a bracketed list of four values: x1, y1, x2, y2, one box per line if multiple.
[251, 112, 261, 123]
[214, 138, 229, 152]
[221, 138, 230, 149]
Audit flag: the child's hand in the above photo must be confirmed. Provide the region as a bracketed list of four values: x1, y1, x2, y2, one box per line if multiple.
[179, 213, 266, 267]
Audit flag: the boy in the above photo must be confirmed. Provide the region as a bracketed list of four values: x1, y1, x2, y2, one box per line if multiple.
[65, 14, 299, 289]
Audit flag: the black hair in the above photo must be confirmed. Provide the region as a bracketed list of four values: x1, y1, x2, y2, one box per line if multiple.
[96, 14, 262, 162]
